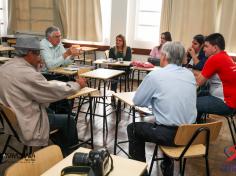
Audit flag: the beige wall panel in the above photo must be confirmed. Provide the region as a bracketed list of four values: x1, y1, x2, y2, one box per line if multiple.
[31, 0, 53, 8]
[31, 9, 53, 20]
[17, 21, 30, 31]
[31, 21, 53, 33]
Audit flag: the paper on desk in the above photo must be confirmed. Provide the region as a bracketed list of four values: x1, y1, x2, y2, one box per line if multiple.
[63, 65, 79, 71]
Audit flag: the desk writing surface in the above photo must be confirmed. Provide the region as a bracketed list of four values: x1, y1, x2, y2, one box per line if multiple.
[131, 66, 160, 72]
[41, 147, 147, 176]
[94, 59, 131, 67]
[48, 81, 97, 99]
[0, 45, 15, 52]
[67, 87, 97, 99]
[80, 46, 98, 51]
[48, 67, 78, 76]
[79, 68, 124, 80]
[113, 92, 135, 107]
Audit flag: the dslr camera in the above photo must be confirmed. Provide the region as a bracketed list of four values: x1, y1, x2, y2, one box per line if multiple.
[73, 148, 110, 176]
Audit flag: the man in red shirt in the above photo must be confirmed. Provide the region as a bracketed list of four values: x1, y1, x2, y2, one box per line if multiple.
[196, 33, 236, 121]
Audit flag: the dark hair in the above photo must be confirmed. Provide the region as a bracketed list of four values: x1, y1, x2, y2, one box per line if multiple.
[193, 34, 205, 45]
[205, 33, 225, 50]
[162, 31, 172, 42]
[158, 31, 172, 50]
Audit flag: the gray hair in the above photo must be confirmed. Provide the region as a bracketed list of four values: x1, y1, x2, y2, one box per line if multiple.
[161, 41, 185, 66]
[45, 26, 60, 39]
[15, 49, 29, 57]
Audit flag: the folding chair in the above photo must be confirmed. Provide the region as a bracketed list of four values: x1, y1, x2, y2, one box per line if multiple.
[4, 145, 63, 176]
[149, 118, 222, 176]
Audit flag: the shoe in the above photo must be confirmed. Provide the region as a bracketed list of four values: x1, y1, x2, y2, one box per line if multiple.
[160, 160, 174, 176]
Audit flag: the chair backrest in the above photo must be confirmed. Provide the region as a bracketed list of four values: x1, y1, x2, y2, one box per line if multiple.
[174, 118, 222, 146]
[104, 50, 109, 59]
[0, 103, 20, 139]
[4, 145, 63, 176]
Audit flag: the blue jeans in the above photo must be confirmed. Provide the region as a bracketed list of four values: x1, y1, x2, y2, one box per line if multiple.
[48, 112, 78, 152]
[197, 95, 234, 122]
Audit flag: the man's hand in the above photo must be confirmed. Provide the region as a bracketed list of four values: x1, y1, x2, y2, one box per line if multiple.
[70, 46, 81, 56]
[76, 77, 87, 88]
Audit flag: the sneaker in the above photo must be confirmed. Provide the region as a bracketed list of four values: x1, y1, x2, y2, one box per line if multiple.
[160, 160, 174, 176]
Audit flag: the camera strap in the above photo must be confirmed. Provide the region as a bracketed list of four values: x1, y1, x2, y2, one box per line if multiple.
[104, 154, 113, 176]
[61, 166, 95, 176]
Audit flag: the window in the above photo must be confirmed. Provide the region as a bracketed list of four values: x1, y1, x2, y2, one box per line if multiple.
[100, 0, 111, 45]
[127, 0, 163, 49]
[0, 0, 8, 36]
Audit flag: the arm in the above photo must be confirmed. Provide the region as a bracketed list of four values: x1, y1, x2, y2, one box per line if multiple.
[109, 47, 116, 59]
[124, 47, 132, 61]
[18, 72, 80, 104]
[196, 73, 208, 86]
[40, 41, 73, 69]
[192, 50, 207, 70]
[133, 73, 156, 107]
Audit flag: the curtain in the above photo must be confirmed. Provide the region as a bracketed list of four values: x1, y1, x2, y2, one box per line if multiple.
[63, 0, 102, 41]
[7, 0, 17, 34]
[218, 0, 236, 52]
[159, 0, 217, 47]
[159, 0, 172, 33]
[54, 0, 67, 38]
[7, 0, 54, 35]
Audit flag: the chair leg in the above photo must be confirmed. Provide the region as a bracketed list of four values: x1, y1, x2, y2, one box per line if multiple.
[182, 158, 187, 176]
[225, 116, 236, 145]
[148, 145, 158, 176]
[205, 156, 210, 176]
[1, 135, 11, 155]
[179, 158, 183, 176]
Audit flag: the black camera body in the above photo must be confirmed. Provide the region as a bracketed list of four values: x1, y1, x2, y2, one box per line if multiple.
[73, 148, 109, 176]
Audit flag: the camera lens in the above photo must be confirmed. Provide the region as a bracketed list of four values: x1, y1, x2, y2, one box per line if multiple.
[72, 152, 90, 166]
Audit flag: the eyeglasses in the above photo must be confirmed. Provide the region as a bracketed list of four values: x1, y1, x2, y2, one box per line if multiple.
[52, 35, 62, 39]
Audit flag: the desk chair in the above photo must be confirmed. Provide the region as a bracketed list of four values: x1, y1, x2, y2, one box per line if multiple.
[0, 103, 32, 158]
[201, 111, 236, 146]
[4, 145, 63, 176]
[76, 68, 115, 136]
[149, 118, 222, 176]
[223, 110, 236, 145]
[0, 103, 59, 159]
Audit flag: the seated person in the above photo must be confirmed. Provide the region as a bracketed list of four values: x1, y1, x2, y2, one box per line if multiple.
[196, 33, 236, 122]
[40, 26, 81, 113]
[127, 42, 197, 176]
[0, 36, 86, 154]
[184, 34, 207, 70]
[109, 34, 132, 92]
[40, 26, 80, 71]
[148, 31, 172, 66]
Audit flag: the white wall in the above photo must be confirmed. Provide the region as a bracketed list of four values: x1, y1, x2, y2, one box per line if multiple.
[109, 0, 128, 47]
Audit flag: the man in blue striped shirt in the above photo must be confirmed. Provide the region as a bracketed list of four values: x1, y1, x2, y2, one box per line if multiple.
[127, 42, 197, 176]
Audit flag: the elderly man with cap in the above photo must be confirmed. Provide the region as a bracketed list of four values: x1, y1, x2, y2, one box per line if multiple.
[0, 36, 86, 154]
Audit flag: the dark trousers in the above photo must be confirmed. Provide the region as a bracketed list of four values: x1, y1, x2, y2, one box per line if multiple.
[48, 112, 78, 152]
[127, 122, 177, 162]
[197, 95, 234, 122]
[109, 66, 130, 92]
